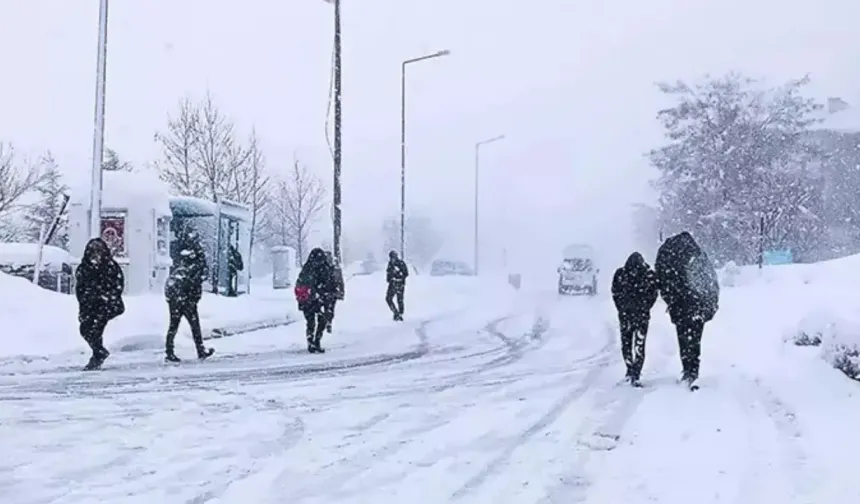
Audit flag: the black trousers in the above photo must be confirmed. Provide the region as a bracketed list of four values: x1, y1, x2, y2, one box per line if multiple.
[675, 318, 705, 380]
[619, 314, 649, 380]
[304, 306, 328, 342]
[386, 282, 405, 316]
[326, 299, 337, 320]
[80, 316, 109, 357]
[165, 300, 204, 354]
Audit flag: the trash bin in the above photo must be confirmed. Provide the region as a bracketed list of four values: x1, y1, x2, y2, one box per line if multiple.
[271, 246, 293, 289]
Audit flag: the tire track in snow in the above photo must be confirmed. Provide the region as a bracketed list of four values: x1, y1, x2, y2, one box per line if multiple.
[449, 320, 619, 501]
[537, 325, 672, 504]
[281, 312, 566, 502]
[284, 310, 614, 502]
[735, 377, 813, 503]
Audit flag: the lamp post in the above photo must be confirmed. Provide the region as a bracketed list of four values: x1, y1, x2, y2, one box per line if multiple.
[322, 0, 343, 264]
[473, 134, 505, 276]
[400, 49, 450, 259]
[89, 0, 109, 240]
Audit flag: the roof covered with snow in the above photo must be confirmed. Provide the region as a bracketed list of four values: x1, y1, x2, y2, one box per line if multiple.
[816, 107, 860, 133]
[0, 243, 73, 267]
[69, 170, 171, 215]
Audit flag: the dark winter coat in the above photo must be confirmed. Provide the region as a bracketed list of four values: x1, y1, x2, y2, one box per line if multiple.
[228, 245, 244, 273]
[331, 261, 345, 301]
[295, 248, 336, 312]
[75, 239, 125, 323]
[654, 232, 720, 325]
[611, 252, 658, 320]
[386, 258, 409, 285]
[165, 237, 208, 304]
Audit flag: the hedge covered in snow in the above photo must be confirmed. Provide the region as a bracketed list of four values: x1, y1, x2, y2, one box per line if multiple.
[790, 311, 860, 380]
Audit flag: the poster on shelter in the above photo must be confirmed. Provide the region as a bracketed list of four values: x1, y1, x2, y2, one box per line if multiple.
[101, 213, 126, 258]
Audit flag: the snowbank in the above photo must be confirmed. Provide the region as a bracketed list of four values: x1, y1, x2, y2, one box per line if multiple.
[0, 270, 516, 361]
[729, 251, 860, 381]
[0, 243, 72, 268]
[0, 271, 297, 359]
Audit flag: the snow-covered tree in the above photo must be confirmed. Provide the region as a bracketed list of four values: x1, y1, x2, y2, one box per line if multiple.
[102, 148, 134, 172]
[649, 73, 823, 264]
[27, 152, 69, 249]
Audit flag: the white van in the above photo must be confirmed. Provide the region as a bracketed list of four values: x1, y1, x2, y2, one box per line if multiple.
[558, 244, 598, 295]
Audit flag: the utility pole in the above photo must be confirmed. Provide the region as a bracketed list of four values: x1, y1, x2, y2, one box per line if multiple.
[473, 134, 505, 276]
[400, 49, 450, 259]
[89, 0, 109, 240]
[332, 0, 342, 264]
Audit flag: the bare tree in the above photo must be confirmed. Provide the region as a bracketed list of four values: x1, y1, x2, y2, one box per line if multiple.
[154, 97, 203, 197]
[227, 130, 270, 255]
[261, 159, 326, 263]
[193, 93, 248, 201]
[0, 143, 47, 239]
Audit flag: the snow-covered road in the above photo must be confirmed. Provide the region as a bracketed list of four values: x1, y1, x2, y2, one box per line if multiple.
[1, 285, 858, 503]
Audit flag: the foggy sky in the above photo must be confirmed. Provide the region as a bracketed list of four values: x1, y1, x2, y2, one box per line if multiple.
[1, 0, 859, 270]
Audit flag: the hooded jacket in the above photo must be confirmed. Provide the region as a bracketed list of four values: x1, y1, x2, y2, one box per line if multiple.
[654, 232, 720, 324]
[165, 235, 208, 304]
[295, 248, 335, 310]
[611, 252, 658, 317]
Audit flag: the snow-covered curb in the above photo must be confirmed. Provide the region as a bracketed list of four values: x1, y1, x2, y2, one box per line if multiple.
[789, 311, 860, 380]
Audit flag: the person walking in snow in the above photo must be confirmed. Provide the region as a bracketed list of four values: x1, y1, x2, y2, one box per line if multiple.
[163, 229, 214, 362]
[654, 231, 720, 390]
[75, 237, 125, 370]
[323, 250, 345, 333]
[611, 252, 659, 387]
[385, 250, 409, 321]
[295, 248, 336, 353]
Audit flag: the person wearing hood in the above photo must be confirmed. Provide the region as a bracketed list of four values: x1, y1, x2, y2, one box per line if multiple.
[385, 250, 409, 321]
[323, 250, 345, 333]
[163, 229, 214, 362]
[295, 248, 336, 353]
[611, 252, 659, 386]
[654, 231, 720, 390]
[75, 238, 125, 370]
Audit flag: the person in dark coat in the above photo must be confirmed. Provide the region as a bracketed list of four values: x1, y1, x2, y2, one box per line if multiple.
[295, 248, 336, 353]
[75, 237, 125, 370]
[611, 252, 659, 386]
[654, 231, 720, 389]
[164, 230, 214, 362]
[385, 250, 409, 321]
[226, 244, 243, 297]
[323, 250, 345, 333]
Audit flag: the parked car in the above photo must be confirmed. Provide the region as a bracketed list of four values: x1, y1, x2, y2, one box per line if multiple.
[430, 259, 473, 277]
[558, 244, 598, 295]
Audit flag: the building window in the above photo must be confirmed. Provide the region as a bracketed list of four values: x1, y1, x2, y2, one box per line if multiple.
[156, 217, 169, 257]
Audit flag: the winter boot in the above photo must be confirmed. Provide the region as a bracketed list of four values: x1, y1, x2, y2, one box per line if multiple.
[83, 354, 103, 371]
[165, 352, 181, 363]
[307, 338, 318, 353]
[312, 338, 325, 353]
[197, 347, 215, 360]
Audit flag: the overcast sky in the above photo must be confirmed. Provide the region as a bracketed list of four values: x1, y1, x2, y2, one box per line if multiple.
[1, 0, 859, 269]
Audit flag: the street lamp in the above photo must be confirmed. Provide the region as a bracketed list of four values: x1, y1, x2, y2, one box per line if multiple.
[322, 0, 343, 264]
[473, 134, 505, 276]
[89, 0, 109, 240]
[400, 49, 450, 259]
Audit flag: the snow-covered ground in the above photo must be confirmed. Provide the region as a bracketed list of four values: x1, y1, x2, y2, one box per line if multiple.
[2, 258, 860, 503]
